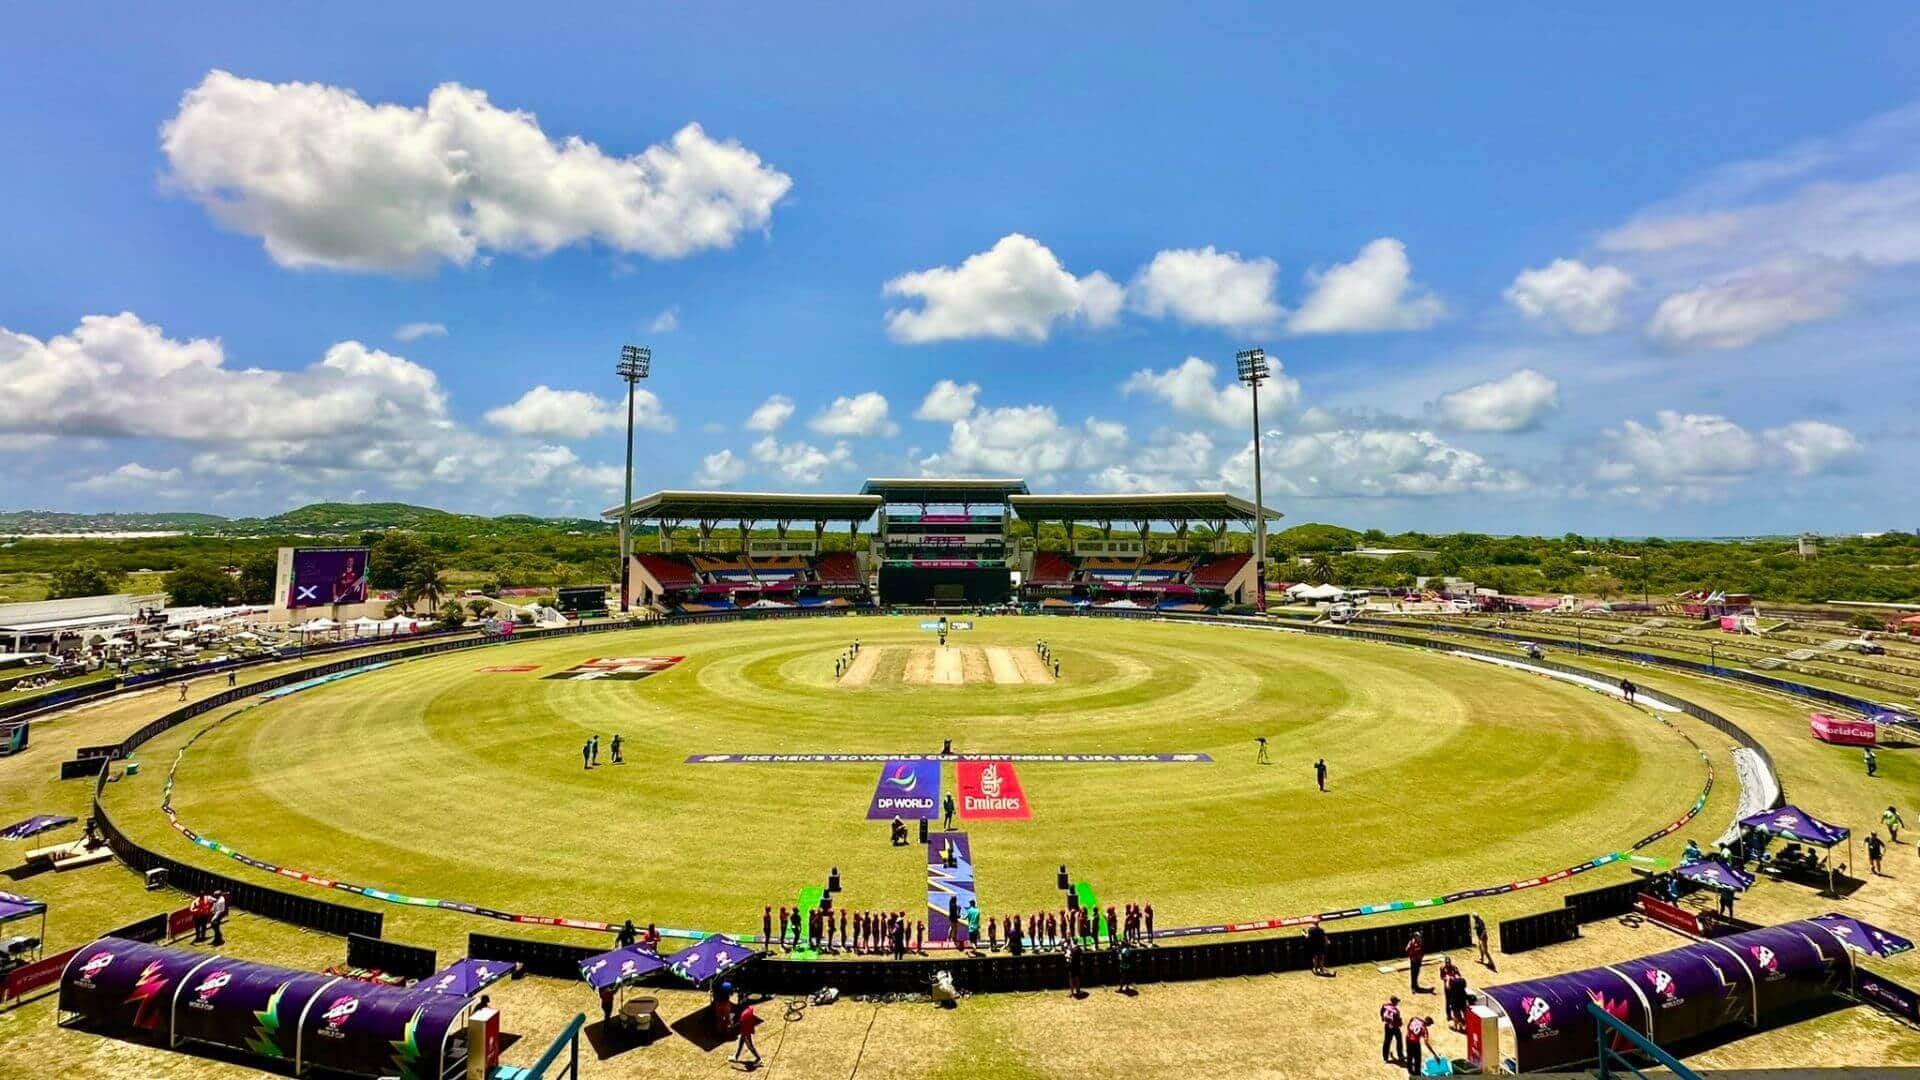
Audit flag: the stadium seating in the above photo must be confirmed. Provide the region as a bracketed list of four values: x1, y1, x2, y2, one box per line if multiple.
[1135, 557, 1195, 583]
[1028, 551, 1077, 585]
[1190, 553, 1249, 588]
[814, 551, 861, 585]
[637, 553, 699, 589]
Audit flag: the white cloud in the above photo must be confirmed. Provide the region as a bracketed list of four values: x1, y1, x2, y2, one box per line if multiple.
[1128, 246, 1282, 332]
[1432, 369, 1560, 433]
[0, 312, 625, 507]
[649, 308, 680, 333]
[484, 385, 671, 438]
[883, 234, 1123, 343]
[1122, 356, 1299, 428]
[919, 403, 1127, 478]
[1090, 430, 1217, 492]
[394, 321, 448, 342]
[1764, 420, 1862, 475]
[750, 436, 854, 484]
[1504, 260, 1633, 334]
[1287, 238, 1445, 334]
[808, 391, 898, 437]
[914, 380, 980, 423]
[75, 462, 185, 495]
[1645, 263, 1849, 350]
[695, 448, 748, 486]
[745, 394, 795, 433]
[161, 70, 792, 272]
[1223, 429, 1527, 498]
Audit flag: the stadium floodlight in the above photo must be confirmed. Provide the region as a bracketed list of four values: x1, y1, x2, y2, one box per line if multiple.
[1235, 348, 1270, 614]
[616, 345, 653, 614]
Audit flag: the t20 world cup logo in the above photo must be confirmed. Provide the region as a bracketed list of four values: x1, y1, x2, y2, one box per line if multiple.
[78, 952, 114, 984]
[319, 995, 360, 1034]
[1521, 995, 1552, 1030]
[190, 970, 231, 1009]
[1646, 968, 1678, 1003]
[1749, 945, 1780, 975]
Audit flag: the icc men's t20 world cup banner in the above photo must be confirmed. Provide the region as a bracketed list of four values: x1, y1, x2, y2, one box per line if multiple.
[957, 760, 1031, 819]
[866, 759, 940, 819]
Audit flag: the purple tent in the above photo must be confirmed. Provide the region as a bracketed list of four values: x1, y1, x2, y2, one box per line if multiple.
[297, 983, 473, 1079]
[1676, 858, 1757, 892]
[579, 945, 665, 991]
[1738, 805, 1849, 846]
[1, 814, 74, 840]
[172, 961, 337, 1063]
[420, 957, 518, 996]
[666, 934, 759, 986]
[1809, 913, 1914, 957]
[0, 890, 45, 923]
[1482, 919, 1853, 1073]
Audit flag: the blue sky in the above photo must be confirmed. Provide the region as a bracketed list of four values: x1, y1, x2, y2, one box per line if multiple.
[2, 5, 1917, 535]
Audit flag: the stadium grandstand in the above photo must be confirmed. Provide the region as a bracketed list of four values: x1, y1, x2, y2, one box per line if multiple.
[605, 483, 1279, 612]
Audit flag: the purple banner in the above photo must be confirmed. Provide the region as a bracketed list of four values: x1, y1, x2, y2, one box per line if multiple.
[1613, 943, 1752, 1046]
[287, 547, 369, 608]
[1, 814, 74, 840]
[927, 832, 975, 943]
[420, 958, 516, 996]
[1857, 969, 1920, 1022]
[174, 962, 335, 1063]
[689, 752, 1211, 764]
[1729, 922, 1850, 1018]
[867, 759, 940, 819]
[298, 984, 468, 1080]
[1481, 967, 1646, 1074]
[58, 937, 212, 1036]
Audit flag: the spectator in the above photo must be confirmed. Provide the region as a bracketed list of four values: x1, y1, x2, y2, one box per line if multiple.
[1380, 995, 1404, 1065]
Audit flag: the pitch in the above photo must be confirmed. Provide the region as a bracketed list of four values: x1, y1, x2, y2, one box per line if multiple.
[114, 616, 1701, 941]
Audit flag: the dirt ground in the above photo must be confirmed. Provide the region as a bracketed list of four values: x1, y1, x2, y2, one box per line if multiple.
[839, 645, 881, 687]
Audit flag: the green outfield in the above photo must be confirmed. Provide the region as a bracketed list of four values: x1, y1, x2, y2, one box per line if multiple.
[116, 615, 1699, 940]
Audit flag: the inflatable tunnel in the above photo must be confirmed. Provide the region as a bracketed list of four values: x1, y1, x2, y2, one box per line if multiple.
[57, 936, 476, 1079]
[1479, 919, 1854, 1073]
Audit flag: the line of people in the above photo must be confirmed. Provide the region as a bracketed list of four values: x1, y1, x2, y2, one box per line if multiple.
[833, 640, 862, 678]
[579, 733, 623, 768]
[760, 900, 1156, 957]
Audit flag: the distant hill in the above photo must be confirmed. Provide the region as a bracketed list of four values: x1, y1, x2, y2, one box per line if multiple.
[0, 502, 612, 536]
[0, 510, 227, 534]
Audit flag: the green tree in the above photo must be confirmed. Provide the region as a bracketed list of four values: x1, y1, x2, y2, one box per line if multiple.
[1305, 555, 1336, 585]
[434, 604, 468, 631]
[236, 553, 278, 604]
[466, 598, 494, 620]
[47, 558, 125, 599]
[162, 562, 238, 607]
[368, 533, 442, 591]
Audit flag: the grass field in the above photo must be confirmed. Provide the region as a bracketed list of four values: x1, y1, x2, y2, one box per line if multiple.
[9, 614, 1920, 1079]
[124, 616, 1697, 940]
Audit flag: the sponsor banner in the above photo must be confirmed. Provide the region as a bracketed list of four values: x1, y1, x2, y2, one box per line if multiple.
[926, 832, 975, 942]
[1637, 894, 1703, 937]
[917, 620, 975, 631]
[2, 945, 78, 1003]
[542, 656, 684, 681]
[685, 752, 1211, 764]
[298, 982, 470, 1080]
[1857, 970, 1920, 1023]
[957, 760, 1031, 820]
[867, 759, 940, 820]
[288, 547, 370, 608]
[479, 665, 540, 673]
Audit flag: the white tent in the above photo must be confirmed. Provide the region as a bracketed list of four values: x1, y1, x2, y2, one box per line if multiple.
[297, 618, 338, 632]
[1287, 583, 1344, 602]
[163, 628, 195, 642]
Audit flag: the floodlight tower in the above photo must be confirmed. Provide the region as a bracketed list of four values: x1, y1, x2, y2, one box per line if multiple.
[1235, 347, 1271, 614]
[616, 344, 652, 614]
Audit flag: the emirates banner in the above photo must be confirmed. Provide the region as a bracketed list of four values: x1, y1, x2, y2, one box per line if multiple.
[956, 760, 1031, 819]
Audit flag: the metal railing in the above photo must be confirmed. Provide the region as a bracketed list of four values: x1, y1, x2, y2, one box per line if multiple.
[1590, 999, 1702, 1079]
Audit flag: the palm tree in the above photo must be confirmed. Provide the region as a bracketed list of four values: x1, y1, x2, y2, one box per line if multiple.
[1306, 555, 1336, 585]
[402, 563, 447, 614]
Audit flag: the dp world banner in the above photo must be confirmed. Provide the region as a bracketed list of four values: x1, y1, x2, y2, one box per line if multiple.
[867, 760, 940, 819]
[958, 760, 1031, 819]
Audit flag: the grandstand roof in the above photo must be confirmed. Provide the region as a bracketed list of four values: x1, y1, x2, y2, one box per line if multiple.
[601, 490, 883, 523]
[860, 477, 1031, 503]
[1008, 492, 1282, 524]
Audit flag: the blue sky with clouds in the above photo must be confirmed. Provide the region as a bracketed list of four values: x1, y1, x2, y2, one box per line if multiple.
[2, 4, 1917, 534]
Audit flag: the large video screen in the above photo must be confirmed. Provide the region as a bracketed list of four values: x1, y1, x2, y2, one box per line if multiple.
[287, 547, 370, 608]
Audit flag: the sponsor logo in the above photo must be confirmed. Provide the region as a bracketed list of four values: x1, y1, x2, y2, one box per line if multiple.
[544, 656, 684, 682]
[1645, 968, 1681, 1006]
[188, 969, 231, 1010]
[1520, 995, 1555, 1037]
[885, 764, 920, 793]
[1749, 945, 1783, 978]
[76, 952, 114, 986]
[317, 995, 360, 1036]
[957, 760, 1030, 819]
